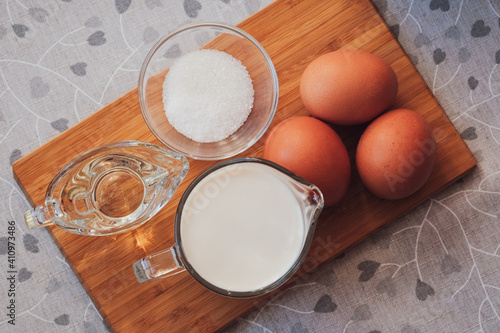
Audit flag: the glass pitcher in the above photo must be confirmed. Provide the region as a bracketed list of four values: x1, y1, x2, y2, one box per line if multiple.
[133, 157, 324, 298]
[24, 141, 189, 236]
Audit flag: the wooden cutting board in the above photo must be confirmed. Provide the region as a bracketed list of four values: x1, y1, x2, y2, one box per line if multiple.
[12, 0, 476, 332]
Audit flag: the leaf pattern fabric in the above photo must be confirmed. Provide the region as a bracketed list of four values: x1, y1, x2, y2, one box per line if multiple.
[1, 0, 499, 332]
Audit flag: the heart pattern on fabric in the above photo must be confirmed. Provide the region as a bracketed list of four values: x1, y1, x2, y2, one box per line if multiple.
[88, 31, 106, 46]
[184, 0, 202, 18]
[28, 8, 49, 23]
[460, 127, 478, 140]
[23, 234, 40, 253]
[30, 76, 50, 99]
[51, 118, 69, 132]
[12, 24, 29, 38]
[415, 279, 435, 301]
[54, 314, 70, 325]
[19, 267, 33, 282]
[115, 0, 132, 14]
[414, 33, 431, 48]
[9, 149, 22, 164]
[70, 62, 87, 76]
[471, 20, 491, 38]
[433, 48, 446, 65]
[468, 76, 479, 90]
[430, 0, 449, 11]
[357, 260, 381, 282]
[313, 295, 337, 313]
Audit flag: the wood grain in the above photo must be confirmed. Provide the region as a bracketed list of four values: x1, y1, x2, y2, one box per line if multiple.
[12, 0, 476, 332]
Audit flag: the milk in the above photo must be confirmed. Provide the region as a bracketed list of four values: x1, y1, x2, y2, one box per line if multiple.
[180, 162, 305, 292]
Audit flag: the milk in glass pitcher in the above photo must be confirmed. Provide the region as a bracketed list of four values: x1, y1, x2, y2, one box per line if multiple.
[24, 141, 189, 236]
[133, 157, 324, 297]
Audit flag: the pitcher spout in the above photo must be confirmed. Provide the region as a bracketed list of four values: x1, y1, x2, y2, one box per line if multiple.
[308, 186, 324, 209]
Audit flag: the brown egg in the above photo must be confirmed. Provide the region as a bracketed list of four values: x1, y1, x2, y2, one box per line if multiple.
[356, 109, 436, 200]
[300, 50, 398, 126]
[264, 116, 351, 207]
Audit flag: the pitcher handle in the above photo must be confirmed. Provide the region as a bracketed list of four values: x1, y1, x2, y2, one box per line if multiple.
[24, 203, 59, 229]
[133, 246, 185, 283]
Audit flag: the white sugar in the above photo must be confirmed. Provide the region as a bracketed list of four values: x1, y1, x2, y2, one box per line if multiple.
[162, 49, 254, 143]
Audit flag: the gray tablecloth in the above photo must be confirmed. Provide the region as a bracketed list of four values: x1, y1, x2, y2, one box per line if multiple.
[1, 0, 499, 332]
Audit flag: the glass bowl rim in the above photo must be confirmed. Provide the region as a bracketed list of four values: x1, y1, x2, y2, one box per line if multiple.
[137, 22, 279, 160]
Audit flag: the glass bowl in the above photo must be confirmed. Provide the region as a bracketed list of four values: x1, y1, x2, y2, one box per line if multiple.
[138, 22, 279, 160]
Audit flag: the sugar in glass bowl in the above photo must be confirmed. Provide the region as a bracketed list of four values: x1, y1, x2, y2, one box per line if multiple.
[138, 22, 279, 160]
